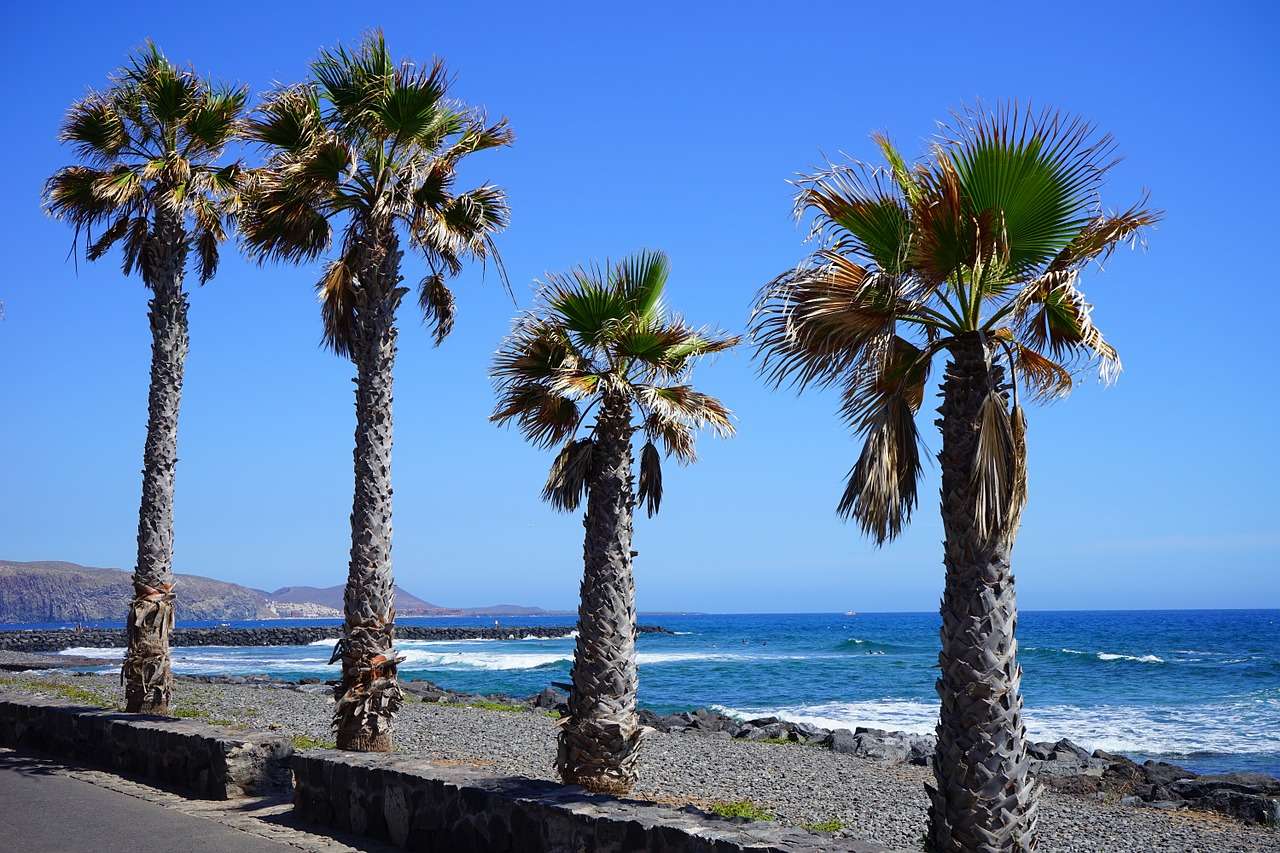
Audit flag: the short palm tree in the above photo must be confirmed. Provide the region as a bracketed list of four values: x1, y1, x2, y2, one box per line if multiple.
[492, 251, 737, 793]
[751, 105, 1159, 852]
[239, 32, 512, 751]
[44, 44, 246, 714]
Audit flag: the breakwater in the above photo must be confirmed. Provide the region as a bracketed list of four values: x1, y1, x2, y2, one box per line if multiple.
[0, 624, 670, 654]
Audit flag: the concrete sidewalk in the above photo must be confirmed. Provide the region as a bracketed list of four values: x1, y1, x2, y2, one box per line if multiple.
[0, 750, 395, 853]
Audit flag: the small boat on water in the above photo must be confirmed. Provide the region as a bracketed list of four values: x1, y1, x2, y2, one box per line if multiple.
[844, 610, 857, 616]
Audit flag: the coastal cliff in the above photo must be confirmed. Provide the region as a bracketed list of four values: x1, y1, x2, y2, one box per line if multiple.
[0, 560, 271, 623]
[0, 560, 560, 624]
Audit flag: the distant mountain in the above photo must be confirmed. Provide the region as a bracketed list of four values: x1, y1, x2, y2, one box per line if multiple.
[0, 559, 270, 623]
[460, 603, 564, 616]
[0, 560, 561, 623]
[268, 584, 454, 615]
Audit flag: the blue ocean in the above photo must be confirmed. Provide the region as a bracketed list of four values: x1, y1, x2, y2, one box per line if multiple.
[51, 610, 1279, 776]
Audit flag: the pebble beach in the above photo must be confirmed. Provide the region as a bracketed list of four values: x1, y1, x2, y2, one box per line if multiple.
[3, 672, 1275, 853]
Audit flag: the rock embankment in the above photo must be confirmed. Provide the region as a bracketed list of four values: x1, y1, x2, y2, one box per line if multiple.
[0, 624, 669, 653]
[6, 672, 1276, 852]
[633, 706, 1280, 828]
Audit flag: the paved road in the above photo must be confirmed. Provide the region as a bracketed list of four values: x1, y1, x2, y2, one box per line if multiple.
[0, 753, 292, 853]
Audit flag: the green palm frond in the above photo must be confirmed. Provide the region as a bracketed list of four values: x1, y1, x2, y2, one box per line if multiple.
[545, 266, 630, 349]
[61, 95, 129, 164]
[794, 161, 912, 274]
[245, 86, 323, 152]
[614, 250, 669, 323]
[755, 103, 1157, 543]
[493, 251, 735, 508]
[940, 103, 1118, 275]
[45, 43, 245, 289]
[243, 32, 511, 356]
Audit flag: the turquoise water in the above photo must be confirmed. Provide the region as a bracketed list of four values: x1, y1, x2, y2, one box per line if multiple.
[53, 610, 1280, 776]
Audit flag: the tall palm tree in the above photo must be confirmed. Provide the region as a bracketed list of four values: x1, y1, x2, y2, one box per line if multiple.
[492, 251, 737, 793]
[239, 32, 511, 751]
[44, 44, 246, 714]
[751, 105, 1159, 852]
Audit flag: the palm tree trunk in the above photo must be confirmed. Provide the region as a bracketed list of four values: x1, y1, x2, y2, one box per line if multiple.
[333, 234, 405, 752]
[927, 332, 1039, 852]
[123, 220, 188, 715]
[556, 392, 645, 794]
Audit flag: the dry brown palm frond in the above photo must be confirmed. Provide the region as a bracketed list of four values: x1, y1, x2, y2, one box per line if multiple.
[86, 214, 132, 261]
[909, 149, 971, 283]
[637, 385, 734, 438]
[1012, 270, 1121, 384]
[1013, 343, 1073, 401]
[492, 316, 587, 381]
[840, 335, 935, 430]
[417, 272, 455, 346]
[1047, 196, 1163, 273]
[750, 256, 903, 391]
[643, 411, 696, 464]
[545, 369, 601, 400]
[972, 389, 1017, 541]
[491, 382, 580, 450]
[637, 441, 663, 517]
[1008, 403, 1028, 531]
[837, 391, 921, 544]
[317, 257, 358, 356]
[542, 438, 595, 512]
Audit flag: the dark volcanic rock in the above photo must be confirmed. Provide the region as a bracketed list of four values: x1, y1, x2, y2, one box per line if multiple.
[1171, 773, 1280, 799]
[1190, 790, 1280, 826]
[1141, 760, 1198, 787]
[529, 687, 567, 713]
[0, 624, 671, 653]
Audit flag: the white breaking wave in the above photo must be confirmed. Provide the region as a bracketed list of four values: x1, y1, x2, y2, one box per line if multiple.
[58, 646, 125, 658]
[1096, 653, 1164, 663]
[307, 638, 340, 646]
[711, 698, 1280, 757]
[711, 700, 939, 735]
[398, 649, 570, 670]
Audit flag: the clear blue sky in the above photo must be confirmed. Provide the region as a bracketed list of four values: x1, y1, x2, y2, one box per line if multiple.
[2, 2, 1277, 612]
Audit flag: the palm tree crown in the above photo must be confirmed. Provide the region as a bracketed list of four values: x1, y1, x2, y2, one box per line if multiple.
[492, 250, 738, 514]
[239, 30, 512, 351]
[44, 42, 247, 284]
[752, 104, 1161, 544]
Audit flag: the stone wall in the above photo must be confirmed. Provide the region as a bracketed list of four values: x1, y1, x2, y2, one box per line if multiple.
[292, 750, 904, 853]
[0, 693, 292, 799]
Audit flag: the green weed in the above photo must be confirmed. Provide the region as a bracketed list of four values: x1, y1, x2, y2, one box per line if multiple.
[709, 800, 774, 821]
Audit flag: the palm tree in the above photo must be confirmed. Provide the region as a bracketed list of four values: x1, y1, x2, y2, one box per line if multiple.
[492, 251, 737, 793]
[751, 105, 1159, 852]
[239, 32, 511, 751]
[44, 44, 246, 714]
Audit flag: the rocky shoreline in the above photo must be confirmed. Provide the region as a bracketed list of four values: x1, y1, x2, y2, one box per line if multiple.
[75, 669, 1280, 829]
[0, 624, 669, 653]
[2, 671, 1275, 851]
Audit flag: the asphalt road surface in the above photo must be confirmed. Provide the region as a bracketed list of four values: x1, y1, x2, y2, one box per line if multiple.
[0, 755, 291, 853]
